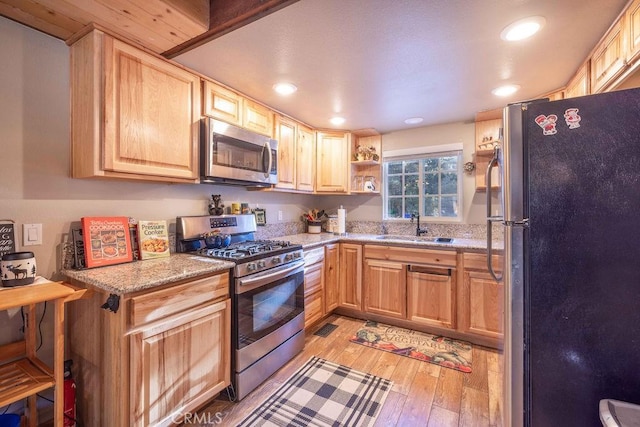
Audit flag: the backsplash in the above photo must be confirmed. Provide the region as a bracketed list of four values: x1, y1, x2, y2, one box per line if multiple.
[258, 220, 503, 240]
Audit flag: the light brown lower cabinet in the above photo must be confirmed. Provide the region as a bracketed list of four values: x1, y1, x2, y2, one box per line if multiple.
[303, 247, 325, 328]
[322, 243, 503, 349]
[338, 243, 363, 311]
[363, 259, 406, 319]
[67, 271, 231, 427]
[407, 265, 456, 329]
[130, 299, 230, 426]
[460, 252, 504, 344]
[324, 244, 340, 312]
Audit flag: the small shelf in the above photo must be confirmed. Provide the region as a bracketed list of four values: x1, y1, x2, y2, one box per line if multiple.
[350, 190, 381, 195]
[0, 358, 54, 407]
[0, 281, 74, 311]
[0, 280, 76, 426]
[350, 160, 380, 166]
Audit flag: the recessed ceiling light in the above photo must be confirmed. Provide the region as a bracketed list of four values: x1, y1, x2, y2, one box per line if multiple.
[501, 16, 546, 41]
[272, 82, 297, 96]
[492, 85, 520, 97]
[404, 117, 424, 125]
[330, 116, 346, 126]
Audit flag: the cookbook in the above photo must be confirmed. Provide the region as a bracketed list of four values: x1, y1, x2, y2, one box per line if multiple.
[137, 220, 170, 260]
[81, 216, 133, 268]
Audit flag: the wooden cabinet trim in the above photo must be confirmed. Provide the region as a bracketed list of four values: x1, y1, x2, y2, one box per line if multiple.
[463, 252, 504, 273]
[130, 273, 229, 326]
[364, 244, 456, 267]
[202, 79, 243, 125]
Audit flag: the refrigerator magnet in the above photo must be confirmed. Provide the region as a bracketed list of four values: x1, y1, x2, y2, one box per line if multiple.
[564, 108, 581, 129]
[534, 114, 558, 135]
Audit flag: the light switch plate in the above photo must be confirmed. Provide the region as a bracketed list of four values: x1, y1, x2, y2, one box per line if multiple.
[23, 223, 42, 246]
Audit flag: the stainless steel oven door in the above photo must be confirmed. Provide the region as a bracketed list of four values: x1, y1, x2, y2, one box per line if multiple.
[235, 261, 304, 351]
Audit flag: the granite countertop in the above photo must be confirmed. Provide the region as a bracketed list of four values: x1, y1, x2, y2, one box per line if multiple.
[62, 253, 234, 295]
[61, 233, 501, 295]
[279, 232, 502, 251]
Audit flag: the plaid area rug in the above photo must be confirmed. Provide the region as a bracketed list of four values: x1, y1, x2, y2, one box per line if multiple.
[237, 356, 393, 427]
[350, 320, 473, 373]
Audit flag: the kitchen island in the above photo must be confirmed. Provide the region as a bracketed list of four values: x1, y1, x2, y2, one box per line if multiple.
[61, 255, 233, 427]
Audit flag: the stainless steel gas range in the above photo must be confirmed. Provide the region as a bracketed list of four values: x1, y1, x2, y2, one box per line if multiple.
[176, 215, 305, 401]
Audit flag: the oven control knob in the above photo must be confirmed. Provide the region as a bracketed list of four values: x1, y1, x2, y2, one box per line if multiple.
[257, 260, 266, 268]
[247, 262, 257, 271]
[284, 253, 293, 261]
[294, 252, 302, 258]
[272, 257, 281, 265]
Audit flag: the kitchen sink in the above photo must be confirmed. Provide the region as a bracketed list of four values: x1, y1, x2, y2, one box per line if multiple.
[374, 235, 453, 243]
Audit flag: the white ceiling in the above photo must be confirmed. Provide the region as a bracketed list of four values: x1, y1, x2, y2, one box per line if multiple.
[175, 0, 628, 134]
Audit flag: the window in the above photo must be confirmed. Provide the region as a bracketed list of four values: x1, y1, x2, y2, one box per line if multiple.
[383, 151, 462, 221]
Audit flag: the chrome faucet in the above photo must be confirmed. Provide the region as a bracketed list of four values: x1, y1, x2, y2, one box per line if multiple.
[411, 213, 428, 236]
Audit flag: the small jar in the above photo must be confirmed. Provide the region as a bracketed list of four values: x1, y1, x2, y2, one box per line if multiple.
[1, 251, 37, 287]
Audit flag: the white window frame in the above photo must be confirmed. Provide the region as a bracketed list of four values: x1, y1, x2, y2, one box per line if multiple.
[382, 144, 463, 222]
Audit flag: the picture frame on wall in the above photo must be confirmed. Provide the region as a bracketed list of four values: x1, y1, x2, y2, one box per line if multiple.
[253, 208, 266, 226]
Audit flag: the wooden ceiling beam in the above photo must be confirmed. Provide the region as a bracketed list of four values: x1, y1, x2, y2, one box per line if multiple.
[163, 0, 299, 58]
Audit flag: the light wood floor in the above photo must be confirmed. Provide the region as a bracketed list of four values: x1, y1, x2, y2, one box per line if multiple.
[192, 315, 504, 427]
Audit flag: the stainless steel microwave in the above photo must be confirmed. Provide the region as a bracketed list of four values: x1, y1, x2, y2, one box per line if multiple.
[201, 118, 278, 186]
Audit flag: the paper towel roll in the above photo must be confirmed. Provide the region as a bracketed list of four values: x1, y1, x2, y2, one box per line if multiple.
[337, 206, 346, 235]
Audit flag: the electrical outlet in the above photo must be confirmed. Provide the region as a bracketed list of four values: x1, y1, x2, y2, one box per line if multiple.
[278, 211, 283, 221]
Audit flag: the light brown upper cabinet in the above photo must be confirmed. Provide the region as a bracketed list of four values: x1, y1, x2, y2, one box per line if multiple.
[564, 62, 590, 99]
[273, 116, 316, 192]
[590, 17, 626, 93]
[243, 99, 274, 137]
[316, 131, 350, 193]
[202, 79, 274, 138]
[203, 80, 243, 126]
[296, 124, 316, 192]
[71, 29, 200, 183]
[274, 115, 297, 190]
[626, 0, 640, 63]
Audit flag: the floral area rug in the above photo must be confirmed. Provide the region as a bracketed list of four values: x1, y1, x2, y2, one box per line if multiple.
[349, 321, 473, 373]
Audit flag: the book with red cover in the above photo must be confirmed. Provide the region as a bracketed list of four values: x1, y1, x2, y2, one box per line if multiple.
[81, 216, 133, 268]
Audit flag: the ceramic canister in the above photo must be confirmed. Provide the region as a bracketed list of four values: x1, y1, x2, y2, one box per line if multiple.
[1, 251, 37, 287]
[307, 221, 322, 234]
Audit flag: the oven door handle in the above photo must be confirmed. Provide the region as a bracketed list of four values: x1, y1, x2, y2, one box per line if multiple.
[236, 261, 305, 294]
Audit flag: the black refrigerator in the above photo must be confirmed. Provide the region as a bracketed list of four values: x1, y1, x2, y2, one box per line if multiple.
[489, 87, 640, 427]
